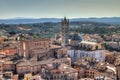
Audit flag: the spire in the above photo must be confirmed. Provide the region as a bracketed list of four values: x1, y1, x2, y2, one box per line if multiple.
[62, 16, 68, 26]
[64, 16, 67, 21]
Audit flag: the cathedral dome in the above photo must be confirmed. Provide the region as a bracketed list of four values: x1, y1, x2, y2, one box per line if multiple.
[71, 33, 83, 41]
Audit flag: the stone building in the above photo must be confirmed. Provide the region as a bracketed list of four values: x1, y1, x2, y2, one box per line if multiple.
[0, 47, 18, 56]
[85, 69, 100, 78]
[0, 41, 21, 56]
[74, 57, 99, 78]
[56, 47, 70, 58]
[20, 39, 51, 59]
[0, 60, 15, 72]
[16, 58, 71, 76]
[41, 63, 78, 80]
[0, 59, 18, 80]
[79, 41, 102, 51]
[68, 49, 105, 63]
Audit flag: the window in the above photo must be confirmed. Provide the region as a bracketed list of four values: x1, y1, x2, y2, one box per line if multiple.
[90, 72, 92, 74]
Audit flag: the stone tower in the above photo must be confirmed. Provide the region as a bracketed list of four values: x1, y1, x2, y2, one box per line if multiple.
[61, 17, 69, 47]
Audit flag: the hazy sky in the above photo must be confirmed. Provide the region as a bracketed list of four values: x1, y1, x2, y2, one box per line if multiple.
[0, 0, 120, 19]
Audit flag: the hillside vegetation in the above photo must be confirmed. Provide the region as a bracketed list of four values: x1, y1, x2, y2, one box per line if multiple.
[0, 22, 120, 38]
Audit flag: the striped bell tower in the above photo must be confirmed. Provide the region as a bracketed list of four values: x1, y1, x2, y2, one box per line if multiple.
[61, 17, 69, 47]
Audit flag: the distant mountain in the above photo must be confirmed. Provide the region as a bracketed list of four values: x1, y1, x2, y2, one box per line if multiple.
[0, 18, 61, 24]
[71, 17, 120, 25]
[0, 17, 120, 25]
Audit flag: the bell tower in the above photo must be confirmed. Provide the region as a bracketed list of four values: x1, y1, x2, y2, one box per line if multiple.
[61, 17, 69, 47]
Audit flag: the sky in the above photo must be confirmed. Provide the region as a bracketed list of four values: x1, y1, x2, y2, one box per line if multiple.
[0, 0, 120, 19]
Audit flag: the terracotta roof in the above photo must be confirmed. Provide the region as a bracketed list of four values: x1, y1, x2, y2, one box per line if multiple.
[22, 39, 51, 42]
[51, 69, 61, 73]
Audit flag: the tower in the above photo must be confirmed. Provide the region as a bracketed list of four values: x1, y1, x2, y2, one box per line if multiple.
[61, 17, 69, 47]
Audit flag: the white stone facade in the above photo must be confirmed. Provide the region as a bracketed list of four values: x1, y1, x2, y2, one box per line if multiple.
[68, 50, 105, 63]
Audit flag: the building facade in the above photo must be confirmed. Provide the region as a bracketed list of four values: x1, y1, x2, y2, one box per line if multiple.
[20, 39, 51, 59]
[68, 50, 105, 63]
[16, 58, 71, 76]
